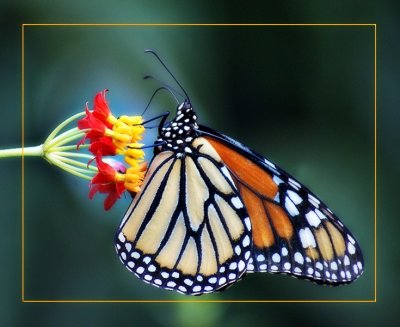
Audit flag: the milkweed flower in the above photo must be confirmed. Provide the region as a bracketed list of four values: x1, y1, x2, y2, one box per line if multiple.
[0, 89, 148, 211]
[77, 90, 147, 209]
[88, 155, 147, 210]
[89, 156, 127, 210]
[77, 90, 145, 155]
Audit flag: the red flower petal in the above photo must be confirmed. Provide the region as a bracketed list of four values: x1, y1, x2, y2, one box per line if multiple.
[89, 137, 117, 156]
[93, 90, 112, 126]
[77, 106, 108, 147]
[91, 156, 116, 184]
[89, 155, 126, 210]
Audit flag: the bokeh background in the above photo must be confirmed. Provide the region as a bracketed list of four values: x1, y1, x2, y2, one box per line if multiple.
[0, 1, 398, 326]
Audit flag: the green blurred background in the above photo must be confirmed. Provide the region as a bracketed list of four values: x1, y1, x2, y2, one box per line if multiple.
[0, 1, 397, 325]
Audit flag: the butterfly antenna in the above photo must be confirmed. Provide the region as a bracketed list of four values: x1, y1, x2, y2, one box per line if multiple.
[144, 75, 183, 99]
[144, 49, 191, 102]
[142, 86, 179, 116]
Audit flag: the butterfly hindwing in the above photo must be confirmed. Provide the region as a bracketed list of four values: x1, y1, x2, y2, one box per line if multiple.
[199, 125, 364, 285]
[115, 137, 252, 295]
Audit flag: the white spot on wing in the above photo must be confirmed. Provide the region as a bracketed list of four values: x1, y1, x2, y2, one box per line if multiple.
[221, 166, 235, 186]
[288, 178, 301, 190]
[218, 277, 227, 285]
[208, 277, 217, 284]
[281, 247, 288, 256]
[244, 217, 251, 231]
[348, 242, 356, 254]
[315, 208, 327, 220]
[305, 211, 321, 227]
[184, 279, 193, 286]
[294, 252, 304, 265]
[167, 282, 176, 287]
[287, 190, 302, 205]
[273, 175, 283, 185]
[231, 197, 243, 209]
[264, 158, 276, 168]
[193, 285, 201, 292]
[118, 233, 126, 243]
[229, 262, 237, 270]
[257, 254, 265, 262]
[347, 234, 356, 244]
[272, 253, 281, 263]
[285, 197, 299, 216]
[308, 194, 320, 207]
[299, 227, 316, 248]
[235, 245, 241, 255]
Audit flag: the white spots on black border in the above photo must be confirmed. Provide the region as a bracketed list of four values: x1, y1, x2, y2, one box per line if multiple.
[305, 211, 321, 227]
[347, 242, 356, 255]
[315, 208, 327, 220]
[259, 264, 267, 270]
[272, 253, 281, 263]
[281, 247, 288, 256]
[299, 227, 317, 248]
[244, 217, 251, 231]
[273, 175, 283, 185]
[257, 254, 265, 262]
[118, 233, 126, 243]
[285, 197, 299, 216]
[125, 243, 132, 252]
[193, 285, 202, 292]
[235, 245, 241, 255]
[229, 262, 237, 270]
[208, 277, 217, 284]
[242, 235, 250, 247]
[308, 194, 320, 207]
[288, 178, 301, 190]
[287, 190, 302, 205]
[231, 197, 243, 209]
[264, 158, 276, 168]
[347, 234, 356, 244]
[294, 252, 304, 265]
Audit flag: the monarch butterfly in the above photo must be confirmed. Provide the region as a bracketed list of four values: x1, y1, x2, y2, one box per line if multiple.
[115, 51, 364, 295]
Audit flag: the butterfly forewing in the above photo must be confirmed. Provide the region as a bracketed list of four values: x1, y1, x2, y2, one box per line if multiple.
[200, 127, 364, 285]
[115, 137, 252, 295]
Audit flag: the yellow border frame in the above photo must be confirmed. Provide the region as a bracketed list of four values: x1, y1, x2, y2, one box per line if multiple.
[21, 23, 377, 303]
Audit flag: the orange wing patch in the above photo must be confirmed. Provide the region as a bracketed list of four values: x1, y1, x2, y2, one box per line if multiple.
[206, 138, 278, 198]
[205, 137, 293, 249]
[238, 184, 274, 248]
[264, 202, 293, 240]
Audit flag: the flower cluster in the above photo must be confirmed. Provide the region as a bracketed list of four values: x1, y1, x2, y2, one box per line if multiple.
[78, 90, 146, 210]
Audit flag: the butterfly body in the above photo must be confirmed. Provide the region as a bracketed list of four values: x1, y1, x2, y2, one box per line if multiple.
[115, 99, 363, 295]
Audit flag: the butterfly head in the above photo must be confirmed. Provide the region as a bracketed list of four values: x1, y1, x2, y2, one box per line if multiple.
[157, 100, 199, 154]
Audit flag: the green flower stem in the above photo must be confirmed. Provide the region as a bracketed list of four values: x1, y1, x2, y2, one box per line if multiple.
[0, 112, 99, 182]
[0, 145, 43, 158]
[47, 155, 94, 180]
[44, 112, 85, 145]
[49, 153, 97, 172]
[50, 144, 89, 152]
[46, 127, 85, 149]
